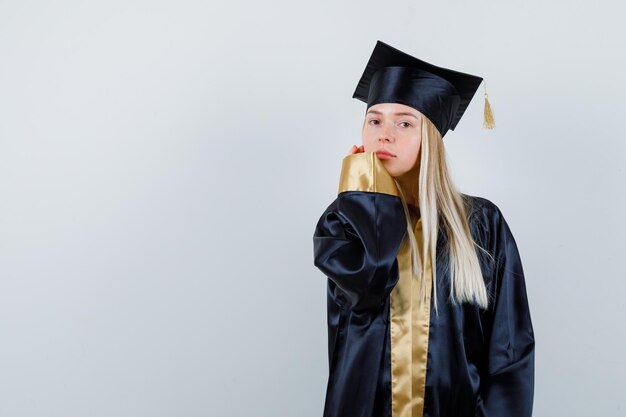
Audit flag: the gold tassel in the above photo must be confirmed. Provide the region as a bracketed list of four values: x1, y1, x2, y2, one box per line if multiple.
[483, 80, 495, 130]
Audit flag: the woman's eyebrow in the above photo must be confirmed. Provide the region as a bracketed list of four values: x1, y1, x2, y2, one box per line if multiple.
[366, 110, 419, 120]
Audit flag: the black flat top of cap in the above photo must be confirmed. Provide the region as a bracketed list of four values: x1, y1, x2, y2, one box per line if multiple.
[352, 40, 483, 133]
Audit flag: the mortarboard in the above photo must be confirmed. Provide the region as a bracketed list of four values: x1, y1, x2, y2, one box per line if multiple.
[352, 40, 495, 138]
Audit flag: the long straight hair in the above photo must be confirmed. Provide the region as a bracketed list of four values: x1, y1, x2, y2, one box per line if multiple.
[393, 115, 493, 314]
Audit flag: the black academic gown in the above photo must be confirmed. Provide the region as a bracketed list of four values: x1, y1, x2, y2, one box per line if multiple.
[312, 152, 535, 417]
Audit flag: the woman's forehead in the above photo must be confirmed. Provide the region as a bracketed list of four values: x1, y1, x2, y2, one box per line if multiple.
[367, 103, 423, 118]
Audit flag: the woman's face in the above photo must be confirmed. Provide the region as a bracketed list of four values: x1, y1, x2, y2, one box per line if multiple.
[361, 102, 422, 178]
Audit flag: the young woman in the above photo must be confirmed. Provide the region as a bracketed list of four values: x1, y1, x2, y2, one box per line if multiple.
[313, 41, 535, 417]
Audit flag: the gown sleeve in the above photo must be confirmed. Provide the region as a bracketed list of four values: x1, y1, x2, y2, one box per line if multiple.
[312, 151, 407, 312]
[478, 205, 535, 417]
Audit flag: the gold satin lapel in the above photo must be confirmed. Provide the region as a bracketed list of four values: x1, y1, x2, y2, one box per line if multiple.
[412, 219, 432, 417]
[390, 235, 413, 417]
[337, 152, 399, 196]
[390, 218, 433, 417]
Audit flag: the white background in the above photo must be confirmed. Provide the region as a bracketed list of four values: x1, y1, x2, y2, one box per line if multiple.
[1, 1, 625, 416]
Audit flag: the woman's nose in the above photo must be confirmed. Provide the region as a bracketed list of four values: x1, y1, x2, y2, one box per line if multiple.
[378, 132, 394, 142]
[378, 125, 395, 142]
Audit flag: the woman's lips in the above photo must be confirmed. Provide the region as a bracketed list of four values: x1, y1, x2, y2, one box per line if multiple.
[376, 150, 396, 160]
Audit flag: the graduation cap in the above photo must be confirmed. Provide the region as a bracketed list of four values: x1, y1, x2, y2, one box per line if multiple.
[352, 40, 495, 138]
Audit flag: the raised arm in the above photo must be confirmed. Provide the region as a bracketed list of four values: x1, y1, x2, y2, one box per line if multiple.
[312, 152, 407, 312]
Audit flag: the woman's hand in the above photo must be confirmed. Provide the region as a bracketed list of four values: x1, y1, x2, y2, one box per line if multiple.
[347, 145, 365, 156]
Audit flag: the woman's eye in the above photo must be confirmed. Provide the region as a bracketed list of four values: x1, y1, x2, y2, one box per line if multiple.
[368, 119, 379, 125]
[399, 122, 412, 128]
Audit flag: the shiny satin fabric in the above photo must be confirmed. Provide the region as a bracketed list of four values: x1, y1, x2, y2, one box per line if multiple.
[312, 153, 535, 417]
[338, 151, 399, 196]
[351, 41, 484, 138]
[367, 66, 460, 138]
[390, 218, 432, 417]
[422, 203, 535, 417]
[313, 190, 407, 417]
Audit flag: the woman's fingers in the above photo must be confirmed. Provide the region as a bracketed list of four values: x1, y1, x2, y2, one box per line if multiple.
[347, 145, 365, 156]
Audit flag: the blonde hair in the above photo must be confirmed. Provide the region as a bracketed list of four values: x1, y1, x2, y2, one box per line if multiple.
[393, 115, 493, 314]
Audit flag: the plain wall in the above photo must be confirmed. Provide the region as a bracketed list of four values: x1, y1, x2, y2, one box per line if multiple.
[1, 1, 625, 416]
